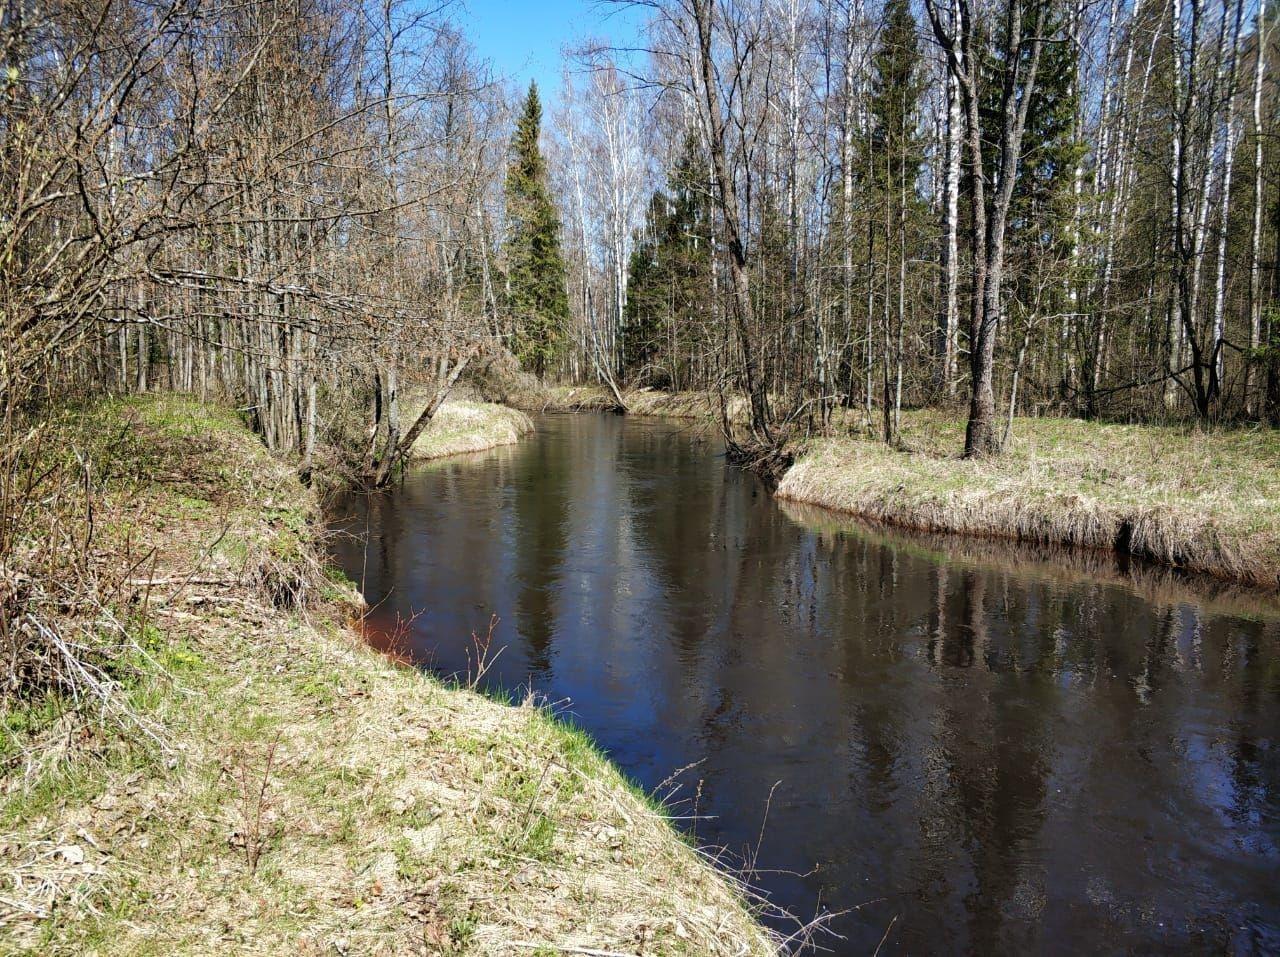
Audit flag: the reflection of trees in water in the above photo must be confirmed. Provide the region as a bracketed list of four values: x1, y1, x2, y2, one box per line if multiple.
[623, 445, 748, 839]
[326, 490, 403, 609]
[334, 449, 529, 670]
[822, 528, 1247, 947]
[620, 424, 729, 654]
[950, 571, 1053, 951]
[330, 420, 1280, 953]
[510, 425, 575, 679]
[777, 499, 1280, 622]
[1226, 630, 1272, 833]
[842, 547, 1181, 950]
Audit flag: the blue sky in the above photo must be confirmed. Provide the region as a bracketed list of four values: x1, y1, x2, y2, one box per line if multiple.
[458, 0, 647, 107]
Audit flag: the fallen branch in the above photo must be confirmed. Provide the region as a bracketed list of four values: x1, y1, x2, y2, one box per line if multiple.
[509, 943, 640, 957]
[126, 576, 240, 587]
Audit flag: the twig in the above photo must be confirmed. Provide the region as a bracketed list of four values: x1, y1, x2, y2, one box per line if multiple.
[126, 576, 240, 587]
[508, 944, 638, 957]
[872, 914, 899, 956]
[0, 895, 51, 919]
[236, 731, 283, 875]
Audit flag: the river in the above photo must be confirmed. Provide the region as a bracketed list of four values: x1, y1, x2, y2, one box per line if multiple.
[330, 412, 1279, 954]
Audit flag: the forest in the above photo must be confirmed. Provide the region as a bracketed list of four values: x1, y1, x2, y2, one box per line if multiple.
[4, 0, 1277, 479]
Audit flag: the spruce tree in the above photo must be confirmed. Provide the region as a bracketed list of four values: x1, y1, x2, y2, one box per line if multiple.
[866, 0, 925, 441]
[868, 0, 925, 194]
[979, 0, 1086, 406]
[622, 134, 713, 386]
[991, 1, 1082, 257]
[623, 195, 669, 379]
[504, 82, 569, 378]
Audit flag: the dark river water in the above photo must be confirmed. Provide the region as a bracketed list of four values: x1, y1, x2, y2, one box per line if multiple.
[330, 413, 1280, 954]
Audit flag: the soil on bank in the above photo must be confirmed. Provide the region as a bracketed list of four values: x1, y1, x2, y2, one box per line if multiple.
[0, 396, 776, 956]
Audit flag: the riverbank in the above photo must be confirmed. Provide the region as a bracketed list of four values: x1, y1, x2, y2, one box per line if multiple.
[505, 383, 749, 421]
[779, 498, 1280, 619]
[502, 383, 1279, 588]
[0, 396, 776, 955]
[407, 397, 533, 460]
[779, 413, 1280, 589]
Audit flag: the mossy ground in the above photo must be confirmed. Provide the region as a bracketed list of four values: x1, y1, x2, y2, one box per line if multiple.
[0, 396, 775, 955]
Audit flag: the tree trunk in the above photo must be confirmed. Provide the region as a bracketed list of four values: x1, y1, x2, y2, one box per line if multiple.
[380, 343, 482, 485]
[1246, 0, 1267, 415]
[691, 0, 771, 443]
[939, 21, 961, 397]
[372, 365, 400, 487]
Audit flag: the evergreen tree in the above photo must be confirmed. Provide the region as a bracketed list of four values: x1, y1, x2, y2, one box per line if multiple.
[868, 0, 925, 195]
[865, 0, 925, 440]
[979, 0, 1086, 405]
[623, 194, 670, 379]
[995, 3, 1083, 257]
[622, 134, 713, 386]
[504, 82, 569, 377]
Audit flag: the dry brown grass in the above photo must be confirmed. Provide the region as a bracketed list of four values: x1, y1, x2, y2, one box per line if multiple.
[505, 384, 624, 414]
[0, 396, 776, 956]
[505, 385, 753, 425]
[624, 390, 753, 423]
[407, 398, 534, 460]
[496, 386, 1278, 586]
[778, 499, 1280, 618]
[777, 411, 1280, 589]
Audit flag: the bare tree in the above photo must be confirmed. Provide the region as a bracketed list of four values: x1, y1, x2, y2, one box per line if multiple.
[926, 0, 1051, 454]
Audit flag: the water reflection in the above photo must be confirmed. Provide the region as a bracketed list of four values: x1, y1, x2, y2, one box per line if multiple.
[331, 414, 1280, 954]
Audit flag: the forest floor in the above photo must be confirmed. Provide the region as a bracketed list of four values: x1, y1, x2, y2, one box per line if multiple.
[506, 382, 1280, 589]
[0, 396, 776, 956]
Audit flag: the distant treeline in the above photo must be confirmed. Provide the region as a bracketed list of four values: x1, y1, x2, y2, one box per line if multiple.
[550, 0, 1280, 452]
[3, 0, 1278, 475]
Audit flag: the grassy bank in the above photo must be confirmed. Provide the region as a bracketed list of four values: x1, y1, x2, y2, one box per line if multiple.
[407, 397, 533, 460]
[505, 383, 623, 413]
[778, 412, 1280, 589]
[779, 499, 1280, 619]
[505, 384, 748, 421]
[0, 396, 775, 955]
